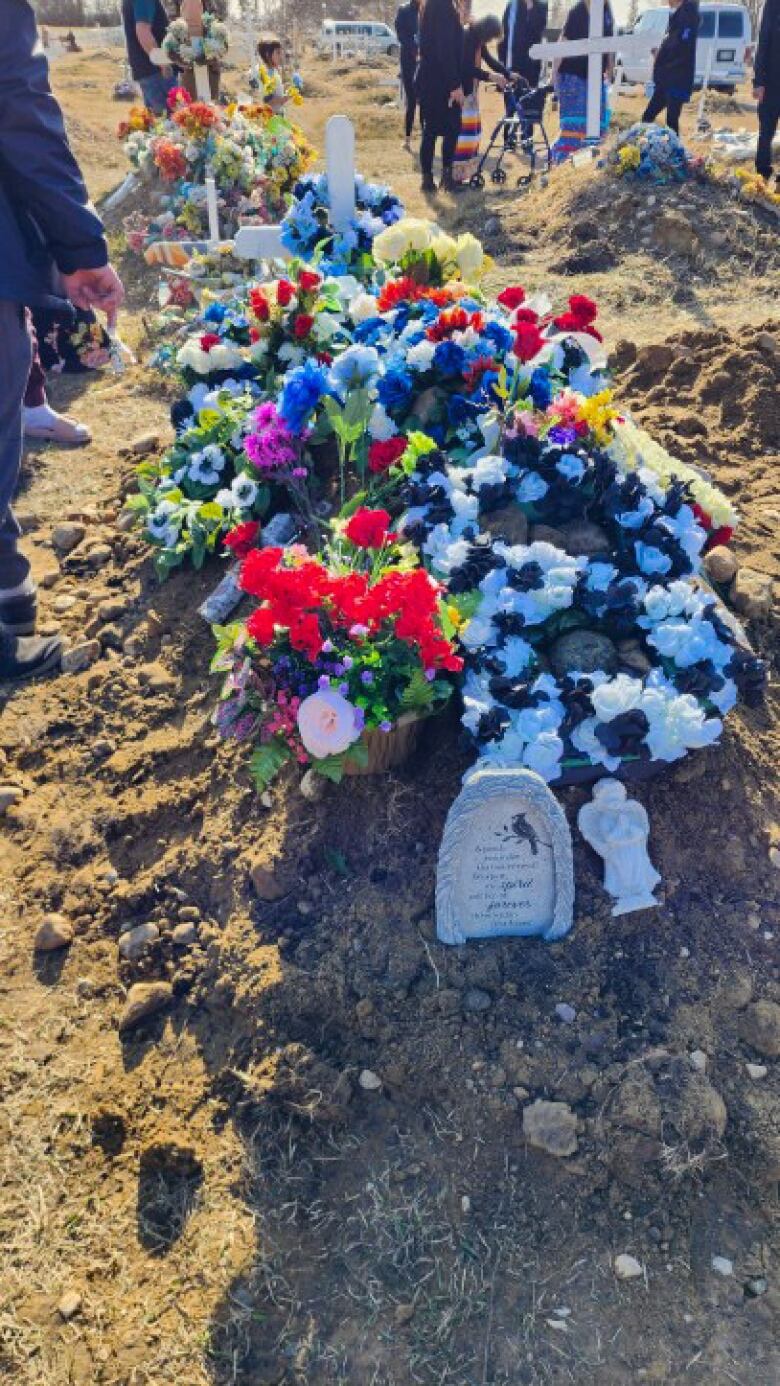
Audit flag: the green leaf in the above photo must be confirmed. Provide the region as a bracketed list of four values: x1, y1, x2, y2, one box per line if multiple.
[338, 489, 368, 520]
[314, 752, 347, 783]
[249, 741, 290, 792]
[399, 668, 436, 711]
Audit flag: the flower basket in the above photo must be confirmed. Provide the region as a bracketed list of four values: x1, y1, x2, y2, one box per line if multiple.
[343, 710, 425, 775]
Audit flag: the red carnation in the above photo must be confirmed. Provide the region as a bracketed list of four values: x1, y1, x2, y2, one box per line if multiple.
[293, 313, 315, 339]
[497, 285, 526, 310]
[513, 322, 546, 363]
[276, 278, 295, 307]
[249, 288, 270, 321]
[368, 436, 407, 474]
[199, 332, 221, 351]
[246, 605, 277, 645]
[167, 86, 192, 110]
[568, 293, 598, 325]
[344, 508, 393, 549]
[224, 520, 261, 559]
[316, 351, 333, 365]
[298, 269, 321, 293]
[513, 307, 539, 324]
[249, 327, 260, 343]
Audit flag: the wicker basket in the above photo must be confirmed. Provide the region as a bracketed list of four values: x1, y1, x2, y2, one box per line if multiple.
[343, 711, 424, 776]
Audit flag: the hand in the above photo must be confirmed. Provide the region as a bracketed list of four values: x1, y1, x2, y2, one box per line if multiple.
[449, 85, 465, 106]
[61, 264, 125, 329]
[753, 86, 765, 104]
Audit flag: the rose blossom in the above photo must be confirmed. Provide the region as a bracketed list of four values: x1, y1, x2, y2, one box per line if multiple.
[297, 689, 361, 760]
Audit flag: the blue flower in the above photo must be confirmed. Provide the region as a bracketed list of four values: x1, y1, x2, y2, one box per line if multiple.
[203, 302, 226, 325]
[353, 317, 388, 346]
[328, 344, 380, 393]
[556, 452, 585, 483]
[433, 340, 466, 377]
[635, 542, 673, 576]
[529, 367, 553, 410]
[279, 360, 331, 433]
[377, 367, 414, 412]
[482, 321, 512, 354]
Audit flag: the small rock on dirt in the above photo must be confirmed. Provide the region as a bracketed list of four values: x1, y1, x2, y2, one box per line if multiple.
[653, 211, 699, 257]
[52, 595, 78, 615]
[731, 567, 774, 620]
[86, 544, 112, 568]
[57, 1291, 82, 1321]
[52, 522, 86, 553]
[614, 1254, 643, 1280]
[249, 860, 285, 901]
[120, 432, 160, 458]
[300, 769, 324, 800]
[739, 1000, 780, 1057]
[34, 914, 74, 952]
[744, 1276, 768, 1297]
[703, 546, 738, 585]
[0, 785, 24, 813]
[394, 1303, 416, 1325]
[118, 921, 159, 962]
[61, 640, 101, 675]
[118, 982, 173, 1034]
[746, 1063, 768, 1080]
[172, 921, 197, 946]
[463, 987, 492, 1013]
[359, 1069, 382, 1091]
[711, 1256, 734, 1277]
[555, 1003, 577, 1023]
[689, 1049, 708, 1073]
[523, 1099, 578, 1157]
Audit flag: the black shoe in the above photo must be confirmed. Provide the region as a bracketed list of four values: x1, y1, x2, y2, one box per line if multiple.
[0, 630, 62, 683]
[421, 174, 437, 192]
[0, 586, 37, 637]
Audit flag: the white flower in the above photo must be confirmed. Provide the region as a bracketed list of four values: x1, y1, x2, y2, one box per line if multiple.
[406, 339, 436, 372]
[403, 218, 434, 252]
[454, 232, 485, 280]
[231, 475, 259, 509]
[571, 717, 621, 772]
[368, 403, 398, 441]
[522, 732, 564, 781]
[349, 292, 379, 324]
[312, 312, 344, 344]
[297, 690, 361, 760]
[372, 222, 413, 264]
[277, 342, 306, 366]
[461, 612, 497, 650]
[591, 673, 644, 722]
[430, 231, 458, 264]
[641, 689, 722, 763]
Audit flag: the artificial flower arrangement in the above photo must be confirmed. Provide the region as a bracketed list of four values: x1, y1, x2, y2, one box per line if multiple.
[162, 13, 229, 67]
[119, 89, 314, 252]
[610, 123, 707, 184]
[731, 166, 780, 211]
[211, 514, 463, 788]
[280, 174, 405, 277]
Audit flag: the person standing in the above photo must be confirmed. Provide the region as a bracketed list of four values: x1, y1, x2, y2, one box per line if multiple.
[121, 0, 175, 112]
[551, 0, 615, 162]
[453, 14, 511, 183]
[0, 0, 124, 681]
[754, 0, 780, 182]
[499, 0, 548, 142]
[395, 0, 421, 149]
[417, 0, 465, 192]
[642, 0, 699, 136]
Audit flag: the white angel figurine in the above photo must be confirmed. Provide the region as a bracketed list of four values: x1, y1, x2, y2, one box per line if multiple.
[578, 779, 661, 916]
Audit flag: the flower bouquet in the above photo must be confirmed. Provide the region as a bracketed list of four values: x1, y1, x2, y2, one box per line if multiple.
[211, 512, 463, 788]
[610, 123, 703, 184]
[162, 14, 229, 67]
[280, 173, 404, 277]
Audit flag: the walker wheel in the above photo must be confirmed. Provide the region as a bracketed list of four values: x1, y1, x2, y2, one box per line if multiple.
[491, 167, 507, 185]
[470, 174, 485, 189]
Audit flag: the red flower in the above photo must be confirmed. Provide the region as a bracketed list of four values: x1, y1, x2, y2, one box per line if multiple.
[513, 323, 546, 362]
[368, 436, 407, 474]
[554, 294, 601, 339]
[426, 307, 484, 343]
[224, 520, 260, 559]
[298, 268, 321, 293]
[249, 288, 270, 321]
[497, 285, 526, 310]
[568, 293, 598, 325]
[289, 612, 323, 660]
[316, 351, 333, 365]
[167, 86, 192, 110]
[512, 307, 539, 324]
[276, 278, 295, 307]
[239, 545, 284, 597]
[344, 508, 393, 549]
[199, 332, 221, 351]
[249, 327, 260, 343]
[246, 605, 277, 645]
[293, 313, 315, 339]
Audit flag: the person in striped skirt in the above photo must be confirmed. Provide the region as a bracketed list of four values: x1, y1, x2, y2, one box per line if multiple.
[453, 14, 511, 185]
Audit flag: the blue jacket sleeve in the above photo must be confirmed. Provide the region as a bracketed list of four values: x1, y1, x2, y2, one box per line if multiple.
[754, 0, 773, 88]
[0, 0, 108, 275]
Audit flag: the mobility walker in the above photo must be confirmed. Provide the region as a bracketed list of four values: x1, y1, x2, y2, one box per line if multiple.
[470, 78, 554, 189]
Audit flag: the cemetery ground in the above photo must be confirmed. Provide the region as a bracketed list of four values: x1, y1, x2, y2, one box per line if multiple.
[0, 45, 779, 1386]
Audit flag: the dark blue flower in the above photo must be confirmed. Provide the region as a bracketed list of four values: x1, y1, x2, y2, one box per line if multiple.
[483, 321, 512, 354]
[433, 340, 466, 377]
[279, 360, 330, 433]
[353, 317, 388, 345]
[377, 367, 414, 412]
[203, 302, 226, 325]
[530, 367, 553, 410]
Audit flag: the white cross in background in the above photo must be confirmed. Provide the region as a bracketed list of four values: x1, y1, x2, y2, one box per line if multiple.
[530, 0, 654, 142]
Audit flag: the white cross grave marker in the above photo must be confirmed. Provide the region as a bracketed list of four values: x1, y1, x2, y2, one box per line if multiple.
[232, 114, 357, 266]
[530, 0, 653, 143]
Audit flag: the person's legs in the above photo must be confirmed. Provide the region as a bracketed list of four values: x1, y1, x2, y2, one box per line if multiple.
[665, 97, 684, 135]
[420, 115, 437, 189]
[139, 72, 175, 114]
[441, 103, 463, 188]
[756, 96, 780, 180]
[642, 88, 666, 124]
[401, 56, 417, 141]
[23, 315, 46, 409]
[22, 310, 92, 447]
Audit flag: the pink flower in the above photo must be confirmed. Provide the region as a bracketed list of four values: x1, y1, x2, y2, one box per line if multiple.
[296, 690, 361, 760]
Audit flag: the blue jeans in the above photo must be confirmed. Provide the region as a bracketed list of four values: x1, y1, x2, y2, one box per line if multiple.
[139, 72, 176, 114]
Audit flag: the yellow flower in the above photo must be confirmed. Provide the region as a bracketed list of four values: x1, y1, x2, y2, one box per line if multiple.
[579, 389, 618, 445]
[446, 604, 466, 632]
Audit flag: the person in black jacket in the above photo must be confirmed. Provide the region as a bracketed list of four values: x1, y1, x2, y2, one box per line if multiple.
[396, 0, 421, 148]
[453, 15, 511, 182]
[499, 0, 548, 142]
[642, 0, 699, 135]
[754, 0, 780, 180]
[0, 0, 124, 682]
[122, 0, 176, 113]
[417, 0, 465, 192]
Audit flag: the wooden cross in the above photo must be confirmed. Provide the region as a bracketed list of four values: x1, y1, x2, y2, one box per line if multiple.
[530, 0, 653, 142]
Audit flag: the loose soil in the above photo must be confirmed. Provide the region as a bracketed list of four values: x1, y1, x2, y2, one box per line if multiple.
[0, 47, 778, 1386]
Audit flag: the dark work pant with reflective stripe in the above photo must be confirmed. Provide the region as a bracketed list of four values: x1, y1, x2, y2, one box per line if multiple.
[0, 301, 34, 589]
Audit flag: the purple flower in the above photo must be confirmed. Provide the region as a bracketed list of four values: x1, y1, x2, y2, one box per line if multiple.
[322, 639, 334, 653]
[353, 705, 365, 731]
[548, 424, 577, 446]
[318, 674, 330, 689]
[360, 670, 374, 685]
[379, 720, 392, 733]
[338, 682, 349, 696]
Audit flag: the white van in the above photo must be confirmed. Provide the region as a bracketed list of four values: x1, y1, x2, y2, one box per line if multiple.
[318, 20, 399, 59]
[618, 4, 753, 94]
